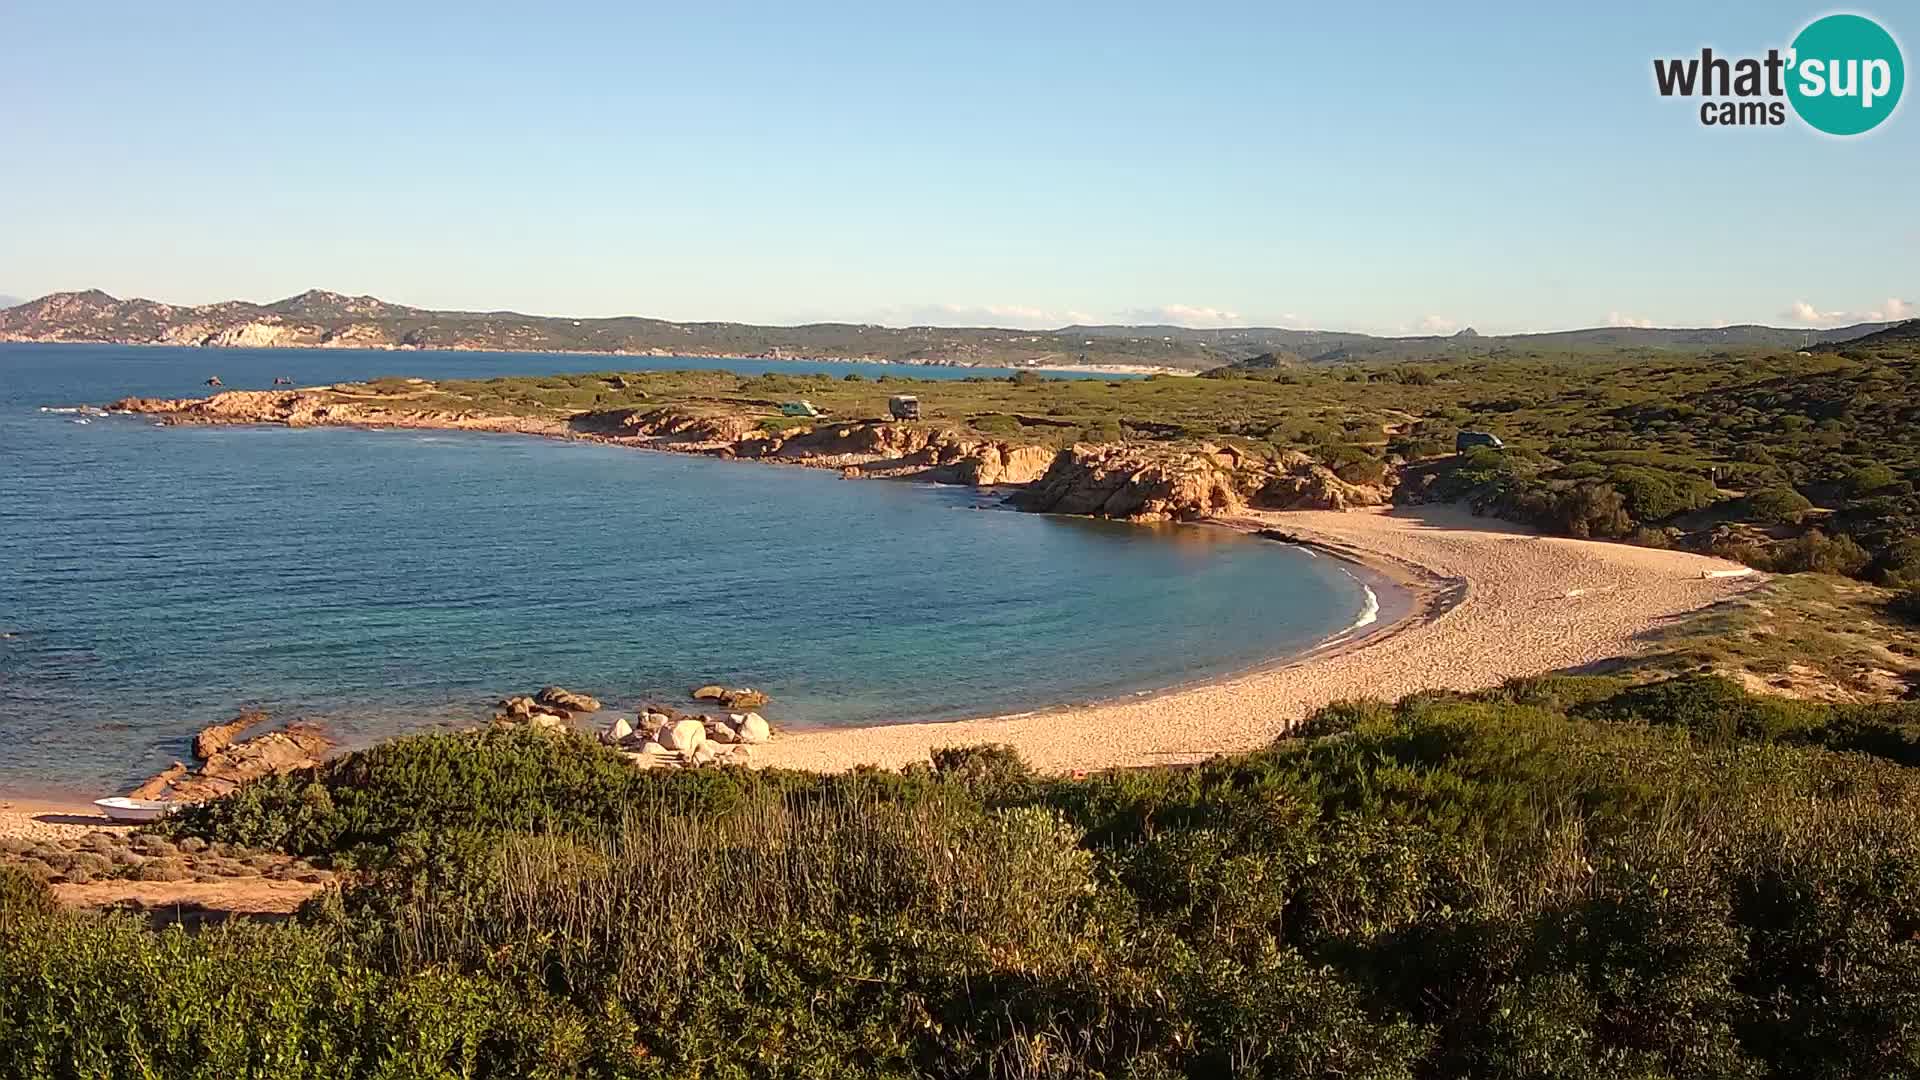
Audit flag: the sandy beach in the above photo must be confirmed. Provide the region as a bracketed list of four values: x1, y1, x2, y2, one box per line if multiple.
[0, 797, 130, 844]
[0, 502, 1762, 832]
[754, 503, 1762, 774]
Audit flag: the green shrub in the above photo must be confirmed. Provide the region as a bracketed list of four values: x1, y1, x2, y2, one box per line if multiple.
[1760, 530, 1873, 576]
[0, 865, 56, 930]
[1847, 463, 1899, 495]
[757, 414, 814, 435]
[162, 727, 680, 857]
[1606, 465, 1719, 522]
[1876, 538, 1920, 588]
[1295, 698, 1395, 738]
[970, 412, 1023, 436]
[0, 913, 587, 1078]
[1547, 482, 1634, 539]
[1333, 456, 1388, 486]
[1747, 486, 1814, 524]
[930, 742, 1036, 798]
[1630, 525, 1676, 548]
[1574, 674, 1825, 747]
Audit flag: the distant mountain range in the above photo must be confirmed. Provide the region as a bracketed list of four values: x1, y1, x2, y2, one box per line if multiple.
[0, 289, 1892, 369]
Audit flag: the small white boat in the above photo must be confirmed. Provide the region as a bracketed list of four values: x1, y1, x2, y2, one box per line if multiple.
[93, 797, 179, 823]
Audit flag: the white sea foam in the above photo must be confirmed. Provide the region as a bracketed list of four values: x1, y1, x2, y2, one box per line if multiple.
[1312, 578, 1381, 652]
[1349, 583, 1380, 631]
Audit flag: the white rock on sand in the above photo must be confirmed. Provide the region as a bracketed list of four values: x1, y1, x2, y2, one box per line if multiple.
[736, 712, 771, 745]
[752, 504, 1764, 776]
[658, 719, 706, 753]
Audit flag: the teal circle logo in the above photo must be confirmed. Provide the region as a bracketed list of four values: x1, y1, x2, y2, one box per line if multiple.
[1788, 14, 1904, 135]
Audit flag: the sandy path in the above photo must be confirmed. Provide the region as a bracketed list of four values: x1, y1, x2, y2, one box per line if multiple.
[754, 504, 1762, 774]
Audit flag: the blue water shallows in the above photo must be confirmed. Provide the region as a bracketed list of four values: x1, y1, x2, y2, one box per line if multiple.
[0, 344, 1375, 795]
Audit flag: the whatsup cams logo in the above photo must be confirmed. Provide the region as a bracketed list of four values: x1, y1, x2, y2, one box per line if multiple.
[1653, 12, 1904, 134]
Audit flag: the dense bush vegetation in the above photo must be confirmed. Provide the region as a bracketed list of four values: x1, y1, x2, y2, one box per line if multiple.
[11, 673, 1920, 1076]
[1745, 485, 1813, 524]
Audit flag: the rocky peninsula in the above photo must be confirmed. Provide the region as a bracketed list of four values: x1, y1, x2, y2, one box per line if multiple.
[105, 385, 1389, 522]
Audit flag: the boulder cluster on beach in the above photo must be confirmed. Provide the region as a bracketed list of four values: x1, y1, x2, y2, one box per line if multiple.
[604, 706, 770, 769]
[491, 683, 773, 769]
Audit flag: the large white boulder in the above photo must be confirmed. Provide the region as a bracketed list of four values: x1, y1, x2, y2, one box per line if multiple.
[658, 718, 707, 753]
[736, 712, 771, 744]
[602, 717, 634, 744]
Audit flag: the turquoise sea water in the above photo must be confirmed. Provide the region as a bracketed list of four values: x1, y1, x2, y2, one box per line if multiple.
[0, 344, 1380, 795]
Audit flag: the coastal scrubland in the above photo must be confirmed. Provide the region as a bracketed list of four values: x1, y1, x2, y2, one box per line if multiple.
[8, 674, 1920, 1077]
[304, 320, 1920, 594]
[17, 318, 1920, 1075]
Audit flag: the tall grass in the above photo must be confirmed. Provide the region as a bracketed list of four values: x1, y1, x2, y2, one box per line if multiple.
[327, 788, 1092, 993]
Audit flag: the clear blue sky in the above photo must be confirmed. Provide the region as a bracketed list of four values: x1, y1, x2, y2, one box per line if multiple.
[2, 1, 1912, 333]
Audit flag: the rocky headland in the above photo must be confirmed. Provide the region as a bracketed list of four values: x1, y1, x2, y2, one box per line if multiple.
[105, 388, 1388, 522]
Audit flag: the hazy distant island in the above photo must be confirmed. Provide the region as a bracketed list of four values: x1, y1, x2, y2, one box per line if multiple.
[0, 287, 1894, 370]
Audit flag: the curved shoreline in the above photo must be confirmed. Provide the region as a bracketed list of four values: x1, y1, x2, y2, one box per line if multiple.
[0, 505, 1759, 812]
[752, 503, 1764, 774]
[11, 399, 1763, 789]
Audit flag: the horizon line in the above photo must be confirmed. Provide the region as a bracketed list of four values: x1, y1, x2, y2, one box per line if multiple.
[0, 286, 1900, 343]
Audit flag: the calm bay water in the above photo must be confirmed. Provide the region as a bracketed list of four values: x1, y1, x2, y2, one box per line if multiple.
[0, 344, 1374, 795]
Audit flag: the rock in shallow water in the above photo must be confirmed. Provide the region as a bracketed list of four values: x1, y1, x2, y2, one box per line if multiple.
[536, 686, 603, 715]
[192, 708, 268, 760]
[691, 684, 770, 709]
[134, 724, 334, 803]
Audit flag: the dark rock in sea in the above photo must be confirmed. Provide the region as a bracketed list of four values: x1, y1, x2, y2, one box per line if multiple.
[691, 684, 770, 709]
[535, 686, 603, 715]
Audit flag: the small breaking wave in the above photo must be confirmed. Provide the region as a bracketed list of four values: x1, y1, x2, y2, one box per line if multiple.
[1312, 577, 1381, 652]
[1346, 582, 1380, 633]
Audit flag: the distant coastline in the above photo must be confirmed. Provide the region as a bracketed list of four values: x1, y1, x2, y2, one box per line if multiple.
[1, 337, 1196, 377]
[2, 288, 1895, 371]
